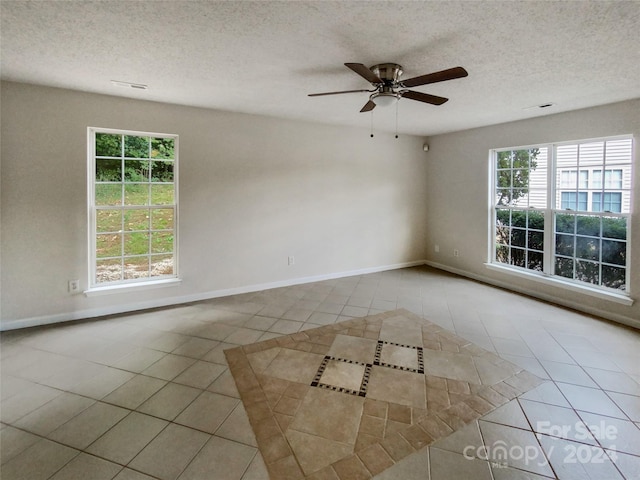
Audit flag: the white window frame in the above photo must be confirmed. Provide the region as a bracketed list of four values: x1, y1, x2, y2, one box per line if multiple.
[487, 135, 634, 305]
[86, 127, 180, 294]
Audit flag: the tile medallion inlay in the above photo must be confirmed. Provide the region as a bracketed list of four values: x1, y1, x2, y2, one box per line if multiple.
[225, 309, 543, 480]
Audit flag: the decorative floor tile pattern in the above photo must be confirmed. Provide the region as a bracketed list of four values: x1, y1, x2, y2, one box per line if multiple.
[226, 309, 544, 479]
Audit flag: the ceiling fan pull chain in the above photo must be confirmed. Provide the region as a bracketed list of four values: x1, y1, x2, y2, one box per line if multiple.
[395, 100, 399, 139]
[370, 111, 374, 138]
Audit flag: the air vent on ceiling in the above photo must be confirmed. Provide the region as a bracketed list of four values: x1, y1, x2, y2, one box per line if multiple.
[523, 102, 555, 111]
[111, 80, 148, 90]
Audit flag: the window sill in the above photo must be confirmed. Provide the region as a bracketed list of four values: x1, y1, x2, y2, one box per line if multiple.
[84, 278, 182, 297]
[484, 263, 633, 306]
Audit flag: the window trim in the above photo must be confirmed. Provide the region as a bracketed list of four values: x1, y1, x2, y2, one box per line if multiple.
[86, 127, 180, 293]
[488, 135, 634, 300]
[84, 277, 182, 296]
[484, 262, 633, 306]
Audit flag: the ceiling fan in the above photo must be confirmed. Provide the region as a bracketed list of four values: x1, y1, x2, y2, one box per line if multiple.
[308, 63, 468, 112]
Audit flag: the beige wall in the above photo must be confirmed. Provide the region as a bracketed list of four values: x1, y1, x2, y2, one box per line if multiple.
[424, 99, 640, 328]
[2, 82, 637, 330]
[1, 81, 429, 329]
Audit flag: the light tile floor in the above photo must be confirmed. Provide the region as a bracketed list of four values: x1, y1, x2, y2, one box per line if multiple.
[1, 266, 639, 479]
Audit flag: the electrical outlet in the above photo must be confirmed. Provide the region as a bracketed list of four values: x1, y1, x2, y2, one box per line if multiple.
[288, 256, 295, 266]
[453, 249, 460, 257]
[68, 279, 80, 293]
[434, 244, 440, 253]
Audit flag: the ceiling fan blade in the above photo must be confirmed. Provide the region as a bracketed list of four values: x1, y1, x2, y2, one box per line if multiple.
[345, 63, 383, 84]
[308, 89, 372, 97]
[360, 100, 376, 113]
[402, 66, 468, 88]
[401, 90, 449, 105]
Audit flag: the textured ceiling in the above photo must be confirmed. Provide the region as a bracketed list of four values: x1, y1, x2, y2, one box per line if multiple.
[2, 1, 639, 136]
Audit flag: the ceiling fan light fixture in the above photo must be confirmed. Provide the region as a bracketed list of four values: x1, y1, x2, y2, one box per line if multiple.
[371, 91, 400, 107]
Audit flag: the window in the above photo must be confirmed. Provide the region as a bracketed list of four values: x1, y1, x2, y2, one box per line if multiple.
[557, 166, 624, 213]
[88, 128, 178, 288]
[494, 147, 548, 273]
[606, 170, 623, 189]
[492, 136, 633, 293]
[560, 170, 589, 189]
[592, 192, 622, 213]
[560, 192, 588, 211]
[593, 169, 623, 189]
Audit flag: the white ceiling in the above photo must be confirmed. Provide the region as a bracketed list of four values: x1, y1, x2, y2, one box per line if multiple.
[2, 1, 639, 136]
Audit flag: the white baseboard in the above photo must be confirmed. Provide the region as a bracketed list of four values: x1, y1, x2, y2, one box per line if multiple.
[0, 260, 426, 331]
[424, 260, 640, 330]
[6, 259, 635, 332]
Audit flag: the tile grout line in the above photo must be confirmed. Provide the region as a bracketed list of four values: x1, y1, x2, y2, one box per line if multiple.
[515, 396, 559, 479]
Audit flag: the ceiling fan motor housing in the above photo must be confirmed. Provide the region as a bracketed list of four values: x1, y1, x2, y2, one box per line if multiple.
[371, 63, 404, 86]
[369, 64, 403, 105]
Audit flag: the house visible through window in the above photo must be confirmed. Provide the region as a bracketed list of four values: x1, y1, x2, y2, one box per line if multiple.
[88, 128, 178, 287]
[557, 167, 624, 213]
[492, 136, 633, 292]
